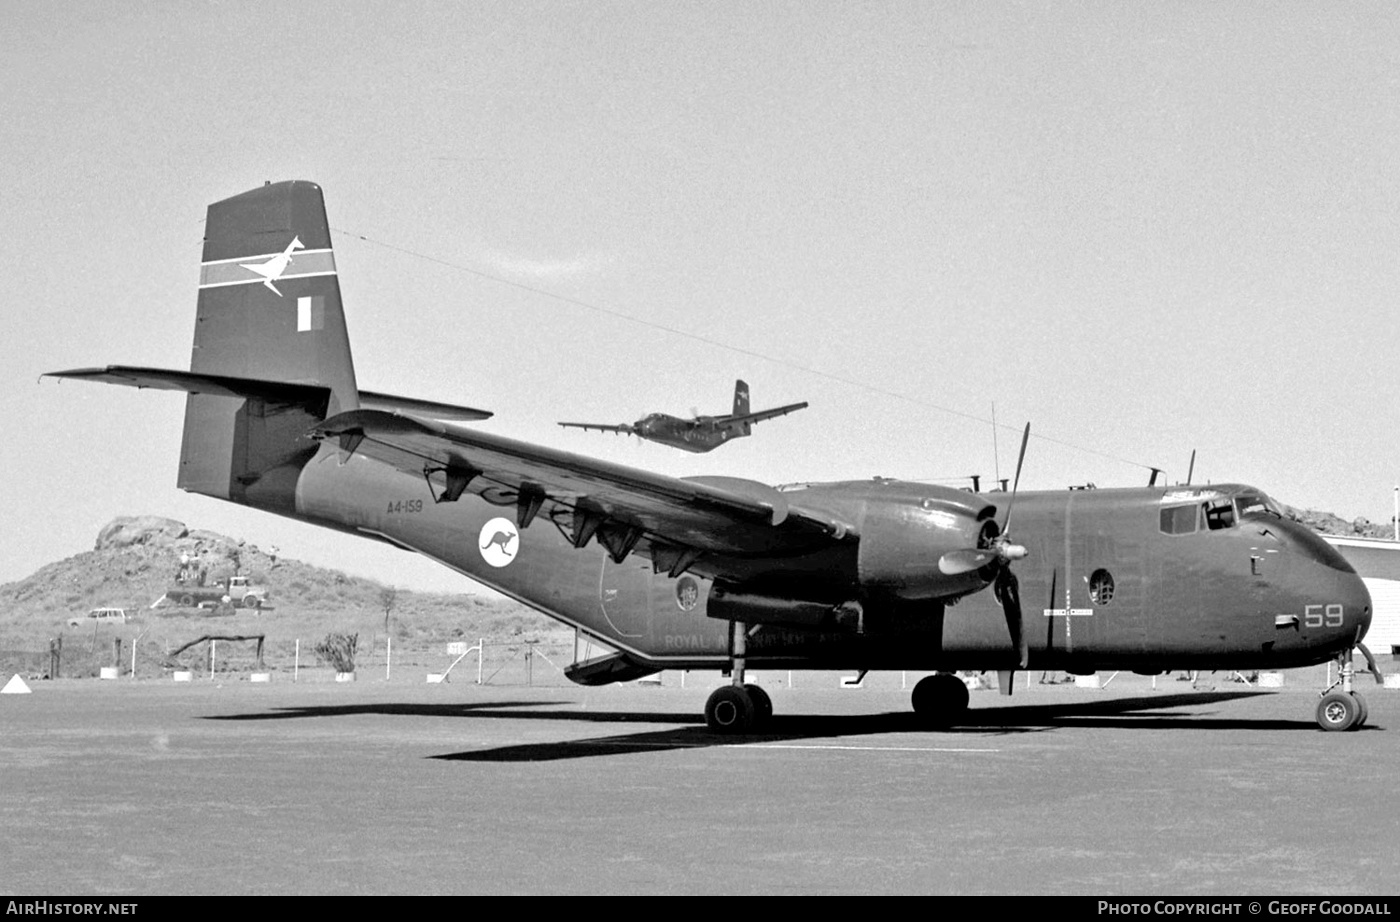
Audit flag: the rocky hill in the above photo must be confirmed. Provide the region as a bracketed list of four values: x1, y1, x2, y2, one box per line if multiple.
[0, 515, 557, 643]
[1283, 505, 1394, 540]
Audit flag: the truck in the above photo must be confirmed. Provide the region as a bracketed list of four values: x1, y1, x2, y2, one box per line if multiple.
[163, 574, 269, 610]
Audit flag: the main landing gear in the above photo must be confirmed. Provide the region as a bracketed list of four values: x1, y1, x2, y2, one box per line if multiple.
[911, 673, 970, 728]
[704, 621, 773, 733]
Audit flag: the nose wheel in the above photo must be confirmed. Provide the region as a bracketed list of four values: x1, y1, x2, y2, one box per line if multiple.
[1316, 691, 1367, 732]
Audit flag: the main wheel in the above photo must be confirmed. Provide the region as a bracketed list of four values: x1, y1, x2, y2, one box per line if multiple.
[705, 685, 756, 733]
[1351, 691, 1368, 728]
[243, 594, 260, 608]
[744, 684, 772, 725]
[911, 673, 970, 727]
[1316, 691, 1360, 731]
[178, 594, 195, 607]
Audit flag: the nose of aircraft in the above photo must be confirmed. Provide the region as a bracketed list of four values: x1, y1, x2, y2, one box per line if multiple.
[1274, 518, 1373, 647]
[1341, 567, 1374, 644]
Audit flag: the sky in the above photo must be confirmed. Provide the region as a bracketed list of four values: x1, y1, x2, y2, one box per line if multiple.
[3, 1, 1398, 594]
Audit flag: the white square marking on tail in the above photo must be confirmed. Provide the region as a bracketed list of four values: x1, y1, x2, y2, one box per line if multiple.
[297, 296, 324, 332]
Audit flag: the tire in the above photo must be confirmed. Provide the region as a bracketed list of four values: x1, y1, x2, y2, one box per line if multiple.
[744, 684, 773, 724]
[178, 594, 195, 607]
[1316, 691, 1360, 731]
[912, 673, 971, 727]
[1351, 691, 1368, 728]
[243, 594, 260, 609]
[705, 685, 756, 733]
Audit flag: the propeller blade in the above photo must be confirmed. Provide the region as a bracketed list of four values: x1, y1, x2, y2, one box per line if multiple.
[938, 548, 997, 575]
[996, 566, 1028, 669]
[1000, 422, 1030, 533]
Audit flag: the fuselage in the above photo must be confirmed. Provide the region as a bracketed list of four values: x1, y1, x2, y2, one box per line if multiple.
[288, 447, 1371, 676]
[633, 413, 744, 453]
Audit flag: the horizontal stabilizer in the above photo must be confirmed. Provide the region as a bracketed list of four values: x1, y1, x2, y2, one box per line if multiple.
[45, 367, 492, 421]
[45, 365, 330, 407]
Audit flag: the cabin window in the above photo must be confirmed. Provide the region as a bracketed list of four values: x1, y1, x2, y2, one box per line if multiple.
[1089, 569, 1115, 605]
[1203, 499, 1236, 531]
[1159, 504, 1199, 535]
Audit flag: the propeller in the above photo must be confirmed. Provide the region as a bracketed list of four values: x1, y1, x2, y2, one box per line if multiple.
[937, 422, 1031, 668]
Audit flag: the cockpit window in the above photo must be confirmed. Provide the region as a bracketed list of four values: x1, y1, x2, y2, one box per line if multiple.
[1233, 491, 1282, 519]
[1160, 504, 1199, 535]
[1203, 499, 1235, 530]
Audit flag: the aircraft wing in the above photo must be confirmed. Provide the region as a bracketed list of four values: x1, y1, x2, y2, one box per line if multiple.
[358, 390, 492, 421]
[557, 421, 637, 434]
[730, 401, 809, 426]
[314, 409, 856, 576]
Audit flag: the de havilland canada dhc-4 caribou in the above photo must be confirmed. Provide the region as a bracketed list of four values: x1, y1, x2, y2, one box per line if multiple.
[48, 181, 1381, 733]
[558, 380, 808, 453]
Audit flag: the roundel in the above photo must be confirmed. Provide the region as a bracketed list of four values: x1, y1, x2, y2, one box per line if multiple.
[675, 575, 700, 612]
[478, 517, 520, 568]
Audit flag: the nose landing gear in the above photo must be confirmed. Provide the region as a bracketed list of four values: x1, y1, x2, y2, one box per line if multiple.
[1316, 644, 1380, 732]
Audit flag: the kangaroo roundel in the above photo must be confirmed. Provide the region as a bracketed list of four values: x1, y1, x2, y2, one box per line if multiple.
[478, 518, 520, 568]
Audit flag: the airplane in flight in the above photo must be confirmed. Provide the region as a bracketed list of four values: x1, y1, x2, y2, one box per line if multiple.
[48, 181, 1379, 734]
[558, 381, 808, 453]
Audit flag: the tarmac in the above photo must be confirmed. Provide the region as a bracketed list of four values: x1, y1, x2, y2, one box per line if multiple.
[1, 669, 1396, 895]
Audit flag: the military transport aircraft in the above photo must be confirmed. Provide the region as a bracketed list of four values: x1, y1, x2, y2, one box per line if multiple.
[47, 181, 1380, 733]
[558, 381, 807, 453]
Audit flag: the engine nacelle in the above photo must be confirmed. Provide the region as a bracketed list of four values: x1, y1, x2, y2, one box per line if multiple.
[706, 582, 866, 632]
[856, 485, 1000, 600]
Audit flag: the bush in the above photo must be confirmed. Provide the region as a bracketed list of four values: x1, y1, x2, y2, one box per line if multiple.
[314, 632, 358, 673]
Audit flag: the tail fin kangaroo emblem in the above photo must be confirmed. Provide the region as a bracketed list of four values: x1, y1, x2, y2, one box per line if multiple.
[240, 235, 306, 297]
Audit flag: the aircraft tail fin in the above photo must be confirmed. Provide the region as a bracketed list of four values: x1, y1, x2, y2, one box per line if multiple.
[180, 181, 358, 510]
[732, 379, 751, 418]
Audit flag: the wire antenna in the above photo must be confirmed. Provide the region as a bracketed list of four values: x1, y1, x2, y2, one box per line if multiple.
[991, 402, 1001, 489]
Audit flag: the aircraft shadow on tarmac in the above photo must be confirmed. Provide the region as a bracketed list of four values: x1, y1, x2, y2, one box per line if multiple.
[204, 690, 1354, 762]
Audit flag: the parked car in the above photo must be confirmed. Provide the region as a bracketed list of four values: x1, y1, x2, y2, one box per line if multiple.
[67, 607, 129, 628]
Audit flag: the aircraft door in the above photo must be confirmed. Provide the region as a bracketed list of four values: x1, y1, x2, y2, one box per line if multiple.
[598, 556, 651, 640]
[1048, 494, 1151, 663]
